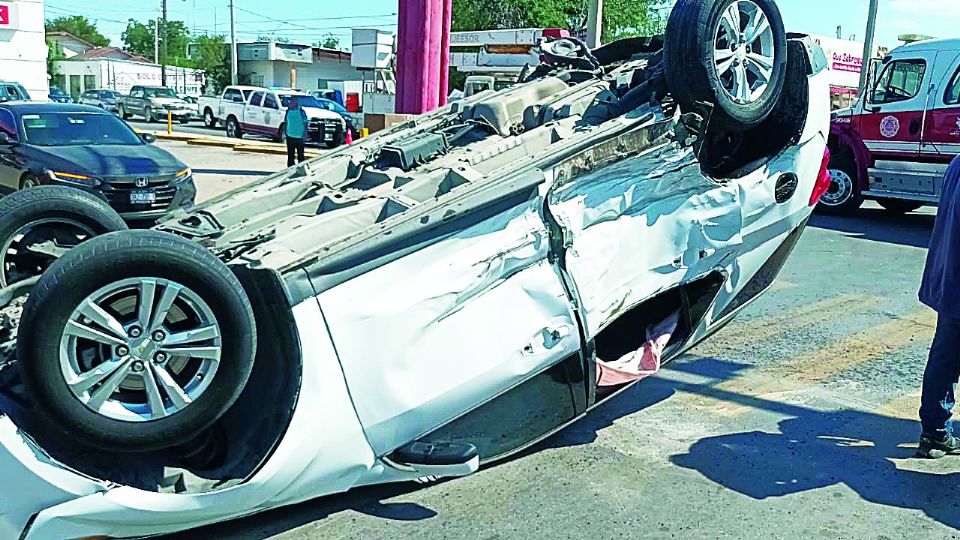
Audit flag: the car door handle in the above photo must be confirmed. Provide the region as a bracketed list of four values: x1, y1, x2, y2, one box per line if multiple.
[522, 324, 572, 355]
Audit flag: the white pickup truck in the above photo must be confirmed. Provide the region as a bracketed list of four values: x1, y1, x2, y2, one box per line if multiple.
[223, 89, 349, 147]
[197, 85, 260, 128]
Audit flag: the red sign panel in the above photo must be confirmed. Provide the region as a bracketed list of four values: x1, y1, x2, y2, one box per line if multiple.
[0, 6, 9, 26]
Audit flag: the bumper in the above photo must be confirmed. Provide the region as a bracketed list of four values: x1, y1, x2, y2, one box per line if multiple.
[41, 177, 197, 220]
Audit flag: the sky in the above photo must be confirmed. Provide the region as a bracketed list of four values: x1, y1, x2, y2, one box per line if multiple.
[42, 0, 960, 51]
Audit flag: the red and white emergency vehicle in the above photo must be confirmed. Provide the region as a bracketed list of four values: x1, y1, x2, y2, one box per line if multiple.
[824, 38, 960, 214]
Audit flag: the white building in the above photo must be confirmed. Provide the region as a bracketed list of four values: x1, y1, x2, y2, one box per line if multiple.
[237, 41, 364, 95]
[54, 58, 203, 98]
[0, 0, 48, 99]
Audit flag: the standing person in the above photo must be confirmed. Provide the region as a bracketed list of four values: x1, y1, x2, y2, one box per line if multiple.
[285, 97, 309, 167]
[918, 155, 960, 459]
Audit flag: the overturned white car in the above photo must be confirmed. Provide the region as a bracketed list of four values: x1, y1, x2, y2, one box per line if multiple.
[0, 0, 831, 537]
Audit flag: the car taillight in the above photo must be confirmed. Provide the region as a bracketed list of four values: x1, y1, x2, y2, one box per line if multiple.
[809, 146, 832, 206]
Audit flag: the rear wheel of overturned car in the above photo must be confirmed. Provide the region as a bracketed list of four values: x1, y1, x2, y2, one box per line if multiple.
[817, 159, 864, 215]
[0, 186, 127, 288]
[17, 230, 257, 452]
[664, 0, 788, 131]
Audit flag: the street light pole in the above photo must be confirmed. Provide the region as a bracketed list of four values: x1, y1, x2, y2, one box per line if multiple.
[586, 0, 603, 49]
[859, 0, 879, 92]
[161, 0, 168, 86]
[229, 0, 238, 85]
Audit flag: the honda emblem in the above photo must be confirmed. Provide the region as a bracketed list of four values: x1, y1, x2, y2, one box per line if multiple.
[135, 178, 149, 188]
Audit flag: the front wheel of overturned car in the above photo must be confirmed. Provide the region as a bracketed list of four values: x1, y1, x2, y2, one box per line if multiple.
[17, 230, 257, 452]
[0, 186, 127, 288]
[664, 0, 788, 131]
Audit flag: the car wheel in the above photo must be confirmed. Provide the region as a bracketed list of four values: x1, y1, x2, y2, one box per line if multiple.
[276, 123, 287, 143]
[119, 105, 131, 120]
[179, 117, 190, 125]
[204, 109, 217, 128]
[877, 198, 924, 214]
[664, 0, 788, 131]
[19, 174, 39, 190]
[17, 230, 257, 452]
[817, 159, 864, 215]
[226, 116, 243, 139]
[0, 186, 127, 288]
[145, 107, 155, 123]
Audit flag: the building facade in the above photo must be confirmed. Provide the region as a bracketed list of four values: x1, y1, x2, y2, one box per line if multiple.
[53, 58, 203, 98]
[0, 0, 48, 99]
[237, 41, 363, 93]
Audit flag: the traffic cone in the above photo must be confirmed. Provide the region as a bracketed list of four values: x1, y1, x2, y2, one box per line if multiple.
[345, 128, 354, 145]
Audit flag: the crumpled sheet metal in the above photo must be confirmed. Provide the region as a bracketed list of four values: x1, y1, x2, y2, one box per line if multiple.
[318, 196, 582, 456]
[549, 143, 746, 338]
[9, 300, 378, 540]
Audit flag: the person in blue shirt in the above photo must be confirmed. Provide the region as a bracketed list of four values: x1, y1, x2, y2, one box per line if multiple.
[284, 98, 309, 167]
[918, 155, 960, 458]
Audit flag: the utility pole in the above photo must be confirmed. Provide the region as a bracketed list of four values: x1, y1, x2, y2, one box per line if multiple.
[154, 17, 159, 63]
[586, 0, 603, 49]
[859, 0, 879, 91]
[161, 0, 168, 86]
[229, 0, 238, 86]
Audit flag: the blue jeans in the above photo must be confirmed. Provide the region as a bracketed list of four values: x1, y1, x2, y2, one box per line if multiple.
[920, 315, 960, 439]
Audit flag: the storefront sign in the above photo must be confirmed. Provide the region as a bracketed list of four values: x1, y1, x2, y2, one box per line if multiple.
[0, 3, 19, 30]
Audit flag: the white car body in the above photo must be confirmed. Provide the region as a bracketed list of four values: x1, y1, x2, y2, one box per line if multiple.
[239, 90, 346, 144]
[198, 85, 260, 127]
[0, 34, 831, 539]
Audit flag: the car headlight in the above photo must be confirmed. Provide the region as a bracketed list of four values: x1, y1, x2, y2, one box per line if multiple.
[47, 171, 102, 186]
[174, 168, 193, 183]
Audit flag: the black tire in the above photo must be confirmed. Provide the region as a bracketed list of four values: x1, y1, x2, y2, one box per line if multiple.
[17, 230, 257, 452]
[144, 107, 155, 123]
[226, 116, 243, 139]
[119, 104, 131, 120]
[816, 156, 863, 215]
[664, 0, 788, 130]
[877, 198, 924, 214]
[18, 173, 40, 190]
[203, 108, 218, 128]
[180, 117, 191, 125]
[276, 123, 287, 143]
[0, 186, 127, 287]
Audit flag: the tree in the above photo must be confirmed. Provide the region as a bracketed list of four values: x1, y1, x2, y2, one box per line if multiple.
[320, 33, 340, 50]
[451, 0, 662, 41]
[46, 38, 65, 82]
[190, 35, 231, 93]
[45, 15, 110, 47]
[122, 19, 191, 65]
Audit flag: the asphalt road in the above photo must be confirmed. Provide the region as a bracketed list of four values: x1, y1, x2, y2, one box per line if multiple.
[155, 143, 955, 539]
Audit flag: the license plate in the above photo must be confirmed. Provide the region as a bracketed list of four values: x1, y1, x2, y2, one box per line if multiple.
[130, 190, 156, 204]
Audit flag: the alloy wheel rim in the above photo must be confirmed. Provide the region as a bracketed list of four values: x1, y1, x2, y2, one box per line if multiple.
[822, 169, 854, 206]
[0, 218, 96, 287]
[58, 277, 222, 422]
[713, 0, 776, 105]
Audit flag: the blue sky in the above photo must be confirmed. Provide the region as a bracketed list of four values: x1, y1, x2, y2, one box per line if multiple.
[43, 0, 959, 51]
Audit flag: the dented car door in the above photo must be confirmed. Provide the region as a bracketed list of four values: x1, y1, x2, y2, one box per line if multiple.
[316, 189, 583, 456]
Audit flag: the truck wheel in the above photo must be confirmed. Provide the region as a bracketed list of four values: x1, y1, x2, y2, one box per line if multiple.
[276, 123, 287, 143]
[664, 0, 788, 131]
[144, 107, 155, 123]
[0, 186, 127, 288]
[817, 160, 863, 215]
[204, 109, 218, 128]
[877, 198, 924, 214]
[226, 116, 243, 139]
[17, 230, 257, 453]
[119, 104, 131, 120]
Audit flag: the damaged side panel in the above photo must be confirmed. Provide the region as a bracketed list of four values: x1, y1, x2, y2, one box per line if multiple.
[316, 194, 582, 456]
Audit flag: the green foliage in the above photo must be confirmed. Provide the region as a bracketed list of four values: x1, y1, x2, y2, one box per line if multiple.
[320, 33, 340, 50]
[45, 15, 111, 47]
[122, 19, 191, 65]
[451, 0, 664, 42]
[189, 35, 231, 93]
[46, 38, 65, 79]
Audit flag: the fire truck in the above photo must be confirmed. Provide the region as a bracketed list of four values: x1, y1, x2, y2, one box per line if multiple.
[824, 38, 960, 214]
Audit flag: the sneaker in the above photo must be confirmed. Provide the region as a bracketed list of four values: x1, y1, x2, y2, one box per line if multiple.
[916, 434, 960, 459]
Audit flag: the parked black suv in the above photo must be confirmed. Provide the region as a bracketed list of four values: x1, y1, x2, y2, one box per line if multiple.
[0, 103, 196, 220]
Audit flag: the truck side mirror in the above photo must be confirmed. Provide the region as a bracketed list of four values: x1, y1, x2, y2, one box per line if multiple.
[140, 132, 157, 143]
[0, 132, 15, 145]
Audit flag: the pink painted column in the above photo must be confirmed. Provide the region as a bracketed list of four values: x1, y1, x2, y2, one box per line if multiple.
[396, 0, 452, 114]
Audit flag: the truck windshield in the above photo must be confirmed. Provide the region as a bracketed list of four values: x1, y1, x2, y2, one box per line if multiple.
[143, 88, 178, 98]
[20, 112, 143, 146]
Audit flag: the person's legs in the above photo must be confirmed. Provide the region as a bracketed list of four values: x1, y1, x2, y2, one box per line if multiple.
[918, 314, 960, 457]
[296, 137, 305, 163]
[286, 136, 296, 167]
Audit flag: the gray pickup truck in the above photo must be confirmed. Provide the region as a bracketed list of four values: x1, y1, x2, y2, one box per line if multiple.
[117, 86, 193, 124]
